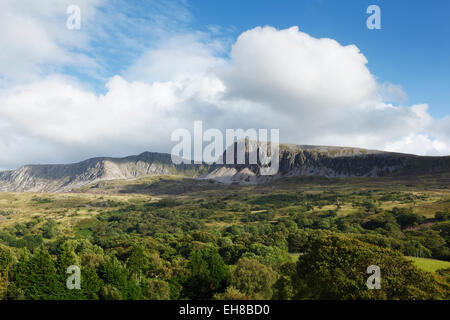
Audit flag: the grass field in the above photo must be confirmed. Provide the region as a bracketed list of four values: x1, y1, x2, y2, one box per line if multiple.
[407, 257, 450, 273]
[1, 173, 449, 235]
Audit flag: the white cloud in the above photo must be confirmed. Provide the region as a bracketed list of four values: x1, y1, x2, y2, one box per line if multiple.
[378, 83, 408, 103]
[124, 33, 226, 83]
[0, 24, 449, 169]
[0, 0, 103, 84]
[384, 133, 448, 156]
[224, 26, 378, 112]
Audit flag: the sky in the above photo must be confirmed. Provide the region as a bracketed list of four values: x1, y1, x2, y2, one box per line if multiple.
[0, 0, 449, 169]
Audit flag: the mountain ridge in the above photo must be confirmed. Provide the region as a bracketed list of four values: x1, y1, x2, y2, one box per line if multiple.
[0, 152, 206, 192]
[0, 144, 449, 192]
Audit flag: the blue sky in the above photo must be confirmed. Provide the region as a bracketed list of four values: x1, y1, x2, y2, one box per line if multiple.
[75, 0, 450, 117]
[88, 0, 449, 117]
[0, 0, 449, 169]
[190, 0, 450, 118]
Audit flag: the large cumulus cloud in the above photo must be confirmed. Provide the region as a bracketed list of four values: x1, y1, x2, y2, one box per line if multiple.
[0, 25, 448, 169]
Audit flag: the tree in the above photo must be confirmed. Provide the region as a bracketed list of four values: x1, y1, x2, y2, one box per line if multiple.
[12, 246, 64, 299]
[192, 231, 216, 243]
[100, 256, 142, 300]
[101, 284, 122, 300]
[231, 258, 277, 300]
[435, 210, 449, 222]
[219, 244, 246, 264]
[243, 243, 289, 268]
[272, 262, 296, 300]
[0, 243, 14, 273]
[0, 244, 13, 299]
[147, 251, 165, 278]
[79, 266, 104, 300]
[126, 245, 149, 284]
[287, 232, 308, 253]
[167, 256, 190, 299]
[185, 248, 229, 299]
[143, 279, 171, 300]
[391, 207, 424, 228]
[293, 235, 448, 299]
[213, 286, 249, 300]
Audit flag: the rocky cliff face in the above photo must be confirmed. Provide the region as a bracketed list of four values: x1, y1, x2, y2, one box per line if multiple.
[200, 142, 450, 184]
[0, 144, 449, 192]
[0, 152, 206, 192]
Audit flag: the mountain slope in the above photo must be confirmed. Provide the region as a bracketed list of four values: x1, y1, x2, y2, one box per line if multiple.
[0, 144, 449, 192]
[201, 142, 450, 184]
[0, 152, 206, 192]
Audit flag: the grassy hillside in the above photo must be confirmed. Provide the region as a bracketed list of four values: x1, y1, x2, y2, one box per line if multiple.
[407, 257, 450, 273]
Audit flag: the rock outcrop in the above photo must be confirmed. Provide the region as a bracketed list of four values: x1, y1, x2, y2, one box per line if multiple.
[0, 152, 205, 192]
[201, 142, 450, 184]
[0, 143, 449, 192]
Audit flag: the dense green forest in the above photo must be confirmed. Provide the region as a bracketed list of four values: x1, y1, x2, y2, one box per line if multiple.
[0, 175, 449, 299]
